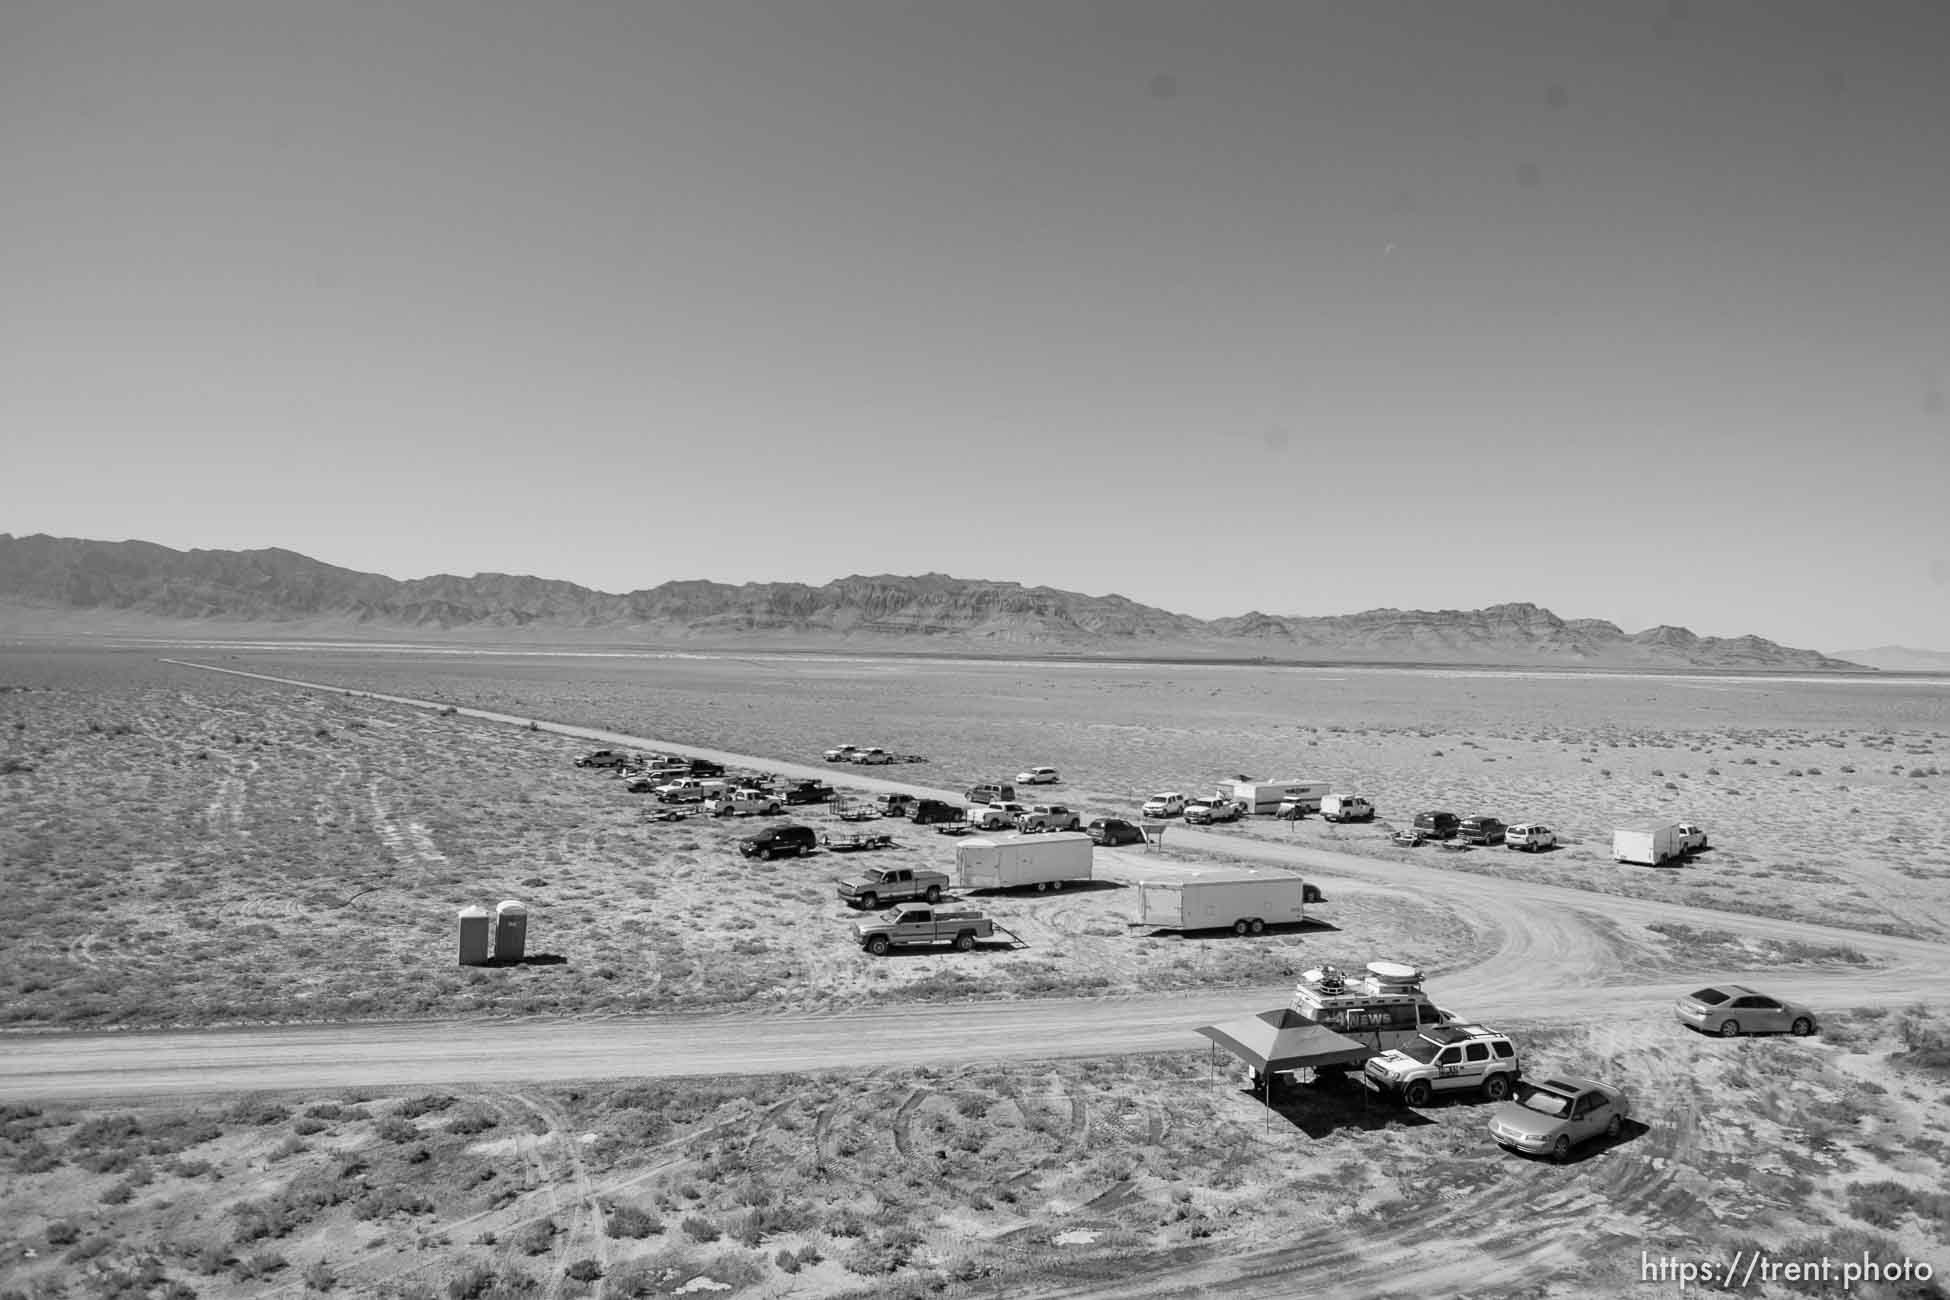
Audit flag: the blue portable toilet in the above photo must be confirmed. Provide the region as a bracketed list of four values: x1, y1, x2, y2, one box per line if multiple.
[456, 905, 491, 966]
[493, 900, 528, 964]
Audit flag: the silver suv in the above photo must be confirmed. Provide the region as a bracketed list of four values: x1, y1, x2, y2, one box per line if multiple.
[1363, 1024, 1521, 1106]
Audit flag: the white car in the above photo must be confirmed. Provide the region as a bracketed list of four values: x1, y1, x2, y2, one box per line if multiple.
[823, 744, 862, 763]
[1015, 766, 1061, 785]
[704, 788, 783, 817]
[1506, 823, 1558, 851]
[970, 801, 1031, 830]
[1141, 792, 1188, 818]
[852, 747, 896, 766]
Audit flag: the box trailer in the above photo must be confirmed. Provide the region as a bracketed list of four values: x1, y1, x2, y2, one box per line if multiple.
[955, 832, 1094, 892]
[1133, 868, 1309, 935]
[1613, 823, 1689, 866]
[1226, 780, 1331, 816]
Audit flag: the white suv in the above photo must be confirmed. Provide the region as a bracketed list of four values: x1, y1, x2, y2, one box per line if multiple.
[1507, 824, 1558, 852]
[1363, 1024, 1521, 1106]
[1141, 792, 1188, 818]
[1016, 766, 1061, 785]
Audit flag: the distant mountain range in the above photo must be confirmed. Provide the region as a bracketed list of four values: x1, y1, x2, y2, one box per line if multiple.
[0, 533, 1872, 671]
[1827, 646, 1950, 673]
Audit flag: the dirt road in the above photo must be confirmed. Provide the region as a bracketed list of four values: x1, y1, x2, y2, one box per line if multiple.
[7, 660, 1933, 1106]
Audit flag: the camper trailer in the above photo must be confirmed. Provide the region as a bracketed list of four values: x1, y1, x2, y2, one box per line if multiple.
[1225, 779, 1331, 816]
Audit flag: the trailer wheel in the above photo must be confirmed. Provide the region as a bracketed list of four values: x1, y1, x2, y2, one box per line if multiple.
[923, 886, 941, 903]
[865, 935, 890, 956]
[1052, 879, 1063, 890]
[1232, 919, 1250, 936]
[954, 932, 975, 952]
[1248, 918, 1265, 935]
[1035, 881, 1047, 892]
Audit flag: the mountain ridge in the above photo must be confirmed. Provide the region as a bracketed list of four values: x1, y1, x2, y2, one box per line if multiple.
[0, 533, 1869, 670]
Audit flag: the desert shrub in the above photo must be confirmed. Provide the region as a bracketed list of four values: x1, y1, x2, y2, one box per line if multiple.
[45, 1219, 81, 1246]
[605, 1203, 661, 1238]
[841, 1227, 921, 1275]
[101, 1177, 137, 1204]
[394, 1093, 455, 1120]
[513, 1217, 556, 1255]
[303, 1257, 338, 1291]
[680, 1214, 721, 1243]
[234, 1250, 288, 1279]
[0, 756, 34, 774]
[565, 1259, 602, 1283]
[376, 1116, 418, 1143]
[1650, 769, 1664, 777]
[353, 1185, 434, 1221]
[65, 1233, 116, 1263]
[294, 1118, 329, 1136]
[446, 1108, 497, 1136]
[12, 1138, 61, 1174]
[1805, 767, 1822, 775]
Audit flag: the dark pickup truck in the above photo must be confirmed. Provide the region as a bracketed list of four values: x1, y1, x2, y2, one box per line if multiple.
[782, 780, 837, 805]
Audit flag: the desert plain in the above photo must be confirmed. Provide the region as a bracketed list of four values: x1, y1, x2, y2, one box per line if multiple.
[1, 641, 1948, 1300]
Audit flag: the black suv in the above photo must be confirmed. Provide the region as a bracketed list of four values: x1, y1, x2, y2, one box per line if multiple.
[1457, 815, 1506, 846]
[685, 759, 726, 778]
[966, 783, 1016, 805]
[1413, 810, 1461, 839]
[910, 799, 965, 825]
[739, 825, 817, 860]
[1087, 817, 1146, 846]
[781, 780, 836, 805]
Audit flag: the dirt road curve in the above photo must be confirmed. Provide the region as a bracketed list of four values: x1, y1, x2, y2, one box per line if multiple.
[6, 659, 1934, 1107]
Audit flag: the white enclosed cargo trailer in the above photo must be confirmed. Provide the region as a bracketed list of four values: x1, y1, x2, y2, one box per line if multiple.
[1225, 780, 1331, 815]
[1613, 823, 1689, 866]
[1134, 868, 1309, 935]
[954, 831, 1094, 892]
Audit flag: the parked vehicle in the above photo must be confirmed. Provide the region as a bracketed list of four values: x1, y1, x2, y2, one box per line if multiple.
[1674, 984, 1817, 1037]
[739, 825, 818, 860]
[1016, 804, 1083, 832]
[1087, 817, 1147, 846]
[1506, 823, 1558, 851]
[1225, 779, 1330, 817]
[955, 831, 1093, 893]
[836, 864, 951, 910]
[823, 744, 862, 763]
[969, 801, 1032, 831]
[878, 792, 919, 818]
[684, 759, 726, 778]
[1320, 795, 1375, 823]
[909, 799, 966, 826]
[966, 782, 1017, 806]
[1016, 766, 1061, 785]
[856, 904, 994, 955]
[704, 788, 783, 817]
[1490, 1077, 1631, 1163]
[624, 776, 664, 794]
[1364, 1024, 1522, 1105]
[852, 747, 897, 765]
[1612, 822, 1708, 866]
[1393, 827, 1427, 847]
[1288, 962, 1458, 1063]
[1141, 791, 1188, 818]
[1413, 811, 1461, 840]
[574, 750, 629, 769]
[655, 777, 730, 804]
[1183, 796, 1244, 825]
[821, 832, 895, 853]
[1131, 868, 1310, 935]
[782, 779, 837, 805]
[1457, 816, 1507, 846]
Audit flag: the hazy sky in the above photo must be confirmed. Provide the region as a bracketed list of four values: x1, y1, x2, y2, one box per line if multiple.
[4, 1, 1947, 649]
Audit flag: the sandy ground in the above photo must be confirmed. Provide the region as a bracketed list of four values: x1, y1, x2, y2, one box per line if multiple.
[2, 645, 1948, 1298]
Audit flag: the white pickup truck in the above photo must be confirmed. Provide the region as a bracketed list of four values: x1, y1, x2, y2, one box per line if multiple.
[704, 788, 783, 817]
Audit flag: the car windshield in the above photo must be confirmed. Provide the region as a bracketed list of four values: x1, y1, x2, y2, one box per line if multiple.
[1690, 988, 1731, 1005]
[1395, 1037, 1445, 1064]
[863, 869, 889, 882]
[1517, 1088, 1573, 1118]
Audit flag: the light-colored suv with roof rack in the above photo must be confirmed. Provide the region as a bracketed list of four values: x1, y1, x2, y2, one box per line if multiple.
[1363, 1024, 1521, 1106]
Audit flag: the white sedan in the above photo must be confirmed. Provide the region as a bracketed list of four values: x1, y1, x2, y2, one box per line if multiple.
[1016, 766, 1061, 785]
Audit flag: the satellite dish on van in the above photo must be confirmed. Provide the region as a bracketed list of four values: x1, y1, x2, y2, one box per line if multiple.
[1366, 961, 1422, 985]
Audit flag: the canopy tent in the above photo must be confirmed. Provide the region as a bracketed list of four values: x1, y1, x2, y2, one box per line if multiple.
[1196, 1007, 1373, 1073]
[1196, 1008, 1374, 1127]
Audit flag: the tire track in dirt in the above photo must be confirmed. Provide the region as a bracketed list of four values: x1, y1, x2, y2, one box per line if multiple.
[501, 1090, 608, 1299]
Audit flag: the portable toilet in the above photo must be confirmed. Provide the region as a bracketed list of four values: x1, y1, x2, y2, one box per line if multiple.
[493, 900, 528, 964]
[456, 905, 491, 966]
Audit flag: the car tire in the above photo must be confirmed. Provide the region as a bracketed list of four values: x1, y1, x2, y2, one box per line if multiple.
[954, 932, 975, 952]
[924, 886, 941, 904]
[1791, 1017, 1814, 1036]
[1718, 1019, 1742, 1038]
[1605, 1114, 1622, 1139]
[865, 935, 890, 956]
[1482, 1074, 1511, 1102]
[1552, 1135, 1572, 1164]
[1248, 918, 1265, 935]
[1403, 1080, 1432, 1108]
[1232, 919, 1250, 937]
[859, 893, 878, 911]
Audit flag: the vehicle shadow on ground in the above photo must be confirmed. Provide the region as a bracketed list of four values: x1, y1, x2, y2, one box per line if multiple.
[1259, 1079, 1439, 1138]
[484, 953, 569, 967]
[963, 880, 1128, 897]
[1539, 1117, 1653, 1165]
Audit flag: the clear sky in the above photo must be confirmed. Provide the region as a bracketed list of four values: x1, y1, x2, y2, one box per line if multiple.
[4, 1, 1947, 650]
